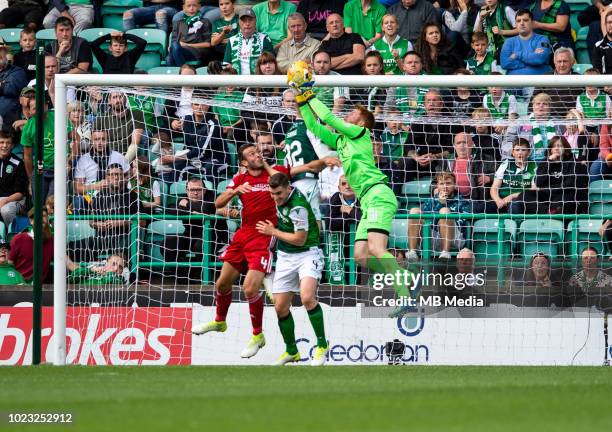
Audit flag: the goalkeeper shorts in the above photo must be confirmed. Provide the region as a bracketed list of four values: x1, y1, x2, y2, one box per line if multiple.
[355, 183, 398, 242]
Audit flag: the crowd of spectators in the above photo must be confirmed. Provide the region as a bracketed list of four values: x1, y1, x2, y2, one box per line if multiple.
[0, 0, 611, 285]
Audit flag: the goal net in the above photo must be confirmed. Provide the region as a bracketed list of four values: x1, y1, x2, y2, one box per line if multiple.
[51, 73, 612, 366]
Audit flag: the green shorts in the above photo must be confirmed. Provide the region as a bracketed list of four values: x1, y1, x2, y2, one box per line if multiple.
[355, 183, 398, 242]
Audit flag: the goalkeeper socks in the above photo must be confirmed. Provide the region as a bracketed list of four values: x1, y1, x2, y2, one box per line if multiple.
[277, 312, 298, 355]
[247, 292, 264, 335]
[214, 289, 232, 322]
[307, 304, 327, 348]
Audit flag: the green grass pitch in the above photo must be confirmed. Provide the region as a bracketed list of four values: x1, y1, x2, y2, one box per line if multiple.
[0, 366, 611, 431]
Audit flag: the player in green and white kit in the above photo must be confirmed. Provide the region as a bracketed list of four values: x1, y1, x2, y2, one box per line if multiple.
[256, 173, 328, 366]
[283, 91, 332, 225]
[287, 63, 412, 305]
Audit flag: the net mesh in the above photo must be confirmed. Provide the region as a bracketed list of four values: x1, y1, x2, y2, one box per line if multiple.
[59, 80, 612, 365]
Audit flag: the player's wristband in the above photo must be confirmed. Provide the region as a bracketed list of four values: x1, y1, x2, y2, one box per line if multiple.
[295, 89, 315, 106]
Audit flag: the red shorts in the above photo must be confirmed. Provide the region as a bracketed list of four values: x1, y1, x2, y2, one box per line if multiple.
[219, 227, 274, 274]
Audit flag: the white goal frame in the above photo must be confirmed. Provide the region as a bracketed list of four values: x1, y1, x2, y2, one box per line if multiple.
[52, 73, 612, 365]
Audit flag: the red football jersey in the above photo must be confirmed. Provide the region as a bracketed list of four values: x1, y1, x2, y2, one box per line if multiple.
[227, 166, 290, 227]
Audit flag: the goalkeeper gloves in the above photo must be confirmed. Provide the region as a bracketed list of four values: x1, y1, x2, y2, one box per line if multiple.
[294, 88, 315, 106]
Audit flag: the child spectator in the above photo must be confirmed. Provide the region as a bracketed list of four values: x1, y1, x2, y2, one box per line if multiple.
[371, 13, 413, 75]
[211, 0, 238, 56]
[0, 130, 27, 227]
[380, 110, 409, 160]
[466, 31, 500, 75]
[564, 109, 597, 164]
[447, 69, 483, 117]
[576, 68, 612, 121]
[12, 28, 36, 82]
[471, 107, 502, 161]
[407, 172, 471, 261]
[167, 0, 213, 67]
[523, 92, 562, 162]
[91, 31, 147, 74]
[473, 0, 518, 59]
[483, 75, 519, 120]
[490, 137, 537, 214]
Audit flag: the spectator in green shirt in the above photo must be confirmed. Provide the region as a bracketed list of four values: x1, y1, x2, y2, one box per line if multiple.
[21, 96, 55, 199]
[253, 0, 297, 50]
[211, 0, 239, 56]
[0, 242, 26, 286]
[344, 0, 386, 47]
[67, 253, 126, 286]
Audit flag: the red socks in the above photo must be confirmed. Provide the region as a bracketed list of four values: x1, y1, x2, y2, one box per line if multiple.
[215, 290, 232, 322]
[247, 292, 264, 335]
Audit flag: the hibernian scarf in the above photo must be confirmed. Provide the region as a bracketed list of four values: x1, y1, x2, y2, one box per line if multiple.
[530, 114, 556, 161]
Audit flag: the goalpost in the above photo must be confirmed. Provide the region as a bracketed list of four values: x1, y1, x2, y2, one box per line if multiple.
[52, 73, 612, 366]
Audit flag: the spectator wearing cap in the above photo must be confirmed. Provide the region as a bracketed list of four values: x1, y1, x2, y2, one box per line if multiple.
[0, 44, 28, 130]
[0, 242, 26, 285]
[500, 9, 552, 75]
[0, 0, 46, 30]
[387, 0, 439, 45]
[44, 16, 92, 74]
[21, 96, 55, 198]
[10, 207, 54, 283]
[276, 13, 321, 73]
[166, 0, 214, 67]
[253, 0, 297, 50]
[319, 14, 366, 75]
[43, 0, 94, 35]
[11, 87, 35, 152]
[0, 130, 27, 228]
[223, 8, 273, 74]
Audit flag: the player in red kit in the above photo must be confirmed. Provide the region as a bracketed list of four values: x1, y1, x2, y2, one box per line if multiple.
[191, 142, 339, 359]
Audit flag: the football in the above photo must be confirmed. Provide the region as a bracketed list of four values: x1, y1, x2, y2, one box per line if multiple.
[287, 60, 314, 89]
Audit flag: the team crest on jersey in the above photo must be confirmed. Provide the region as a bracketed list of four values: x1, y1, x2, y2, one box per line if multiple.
[5, 165, 12, 174]
[277, 208, 291, 224]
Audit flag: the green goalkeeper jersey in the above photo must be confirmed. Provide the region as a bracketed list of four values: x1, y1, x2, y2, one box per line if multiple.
[298, 97, 387, 200]
[277, 187, 320, 254]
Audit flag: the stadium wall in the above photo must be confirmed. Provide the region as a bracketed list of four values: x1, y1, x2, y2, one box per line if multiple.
[0, 305, 607, 366]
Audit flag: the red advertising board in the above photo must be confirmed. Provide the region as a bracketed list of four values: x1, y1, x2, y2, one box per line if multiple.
[0, 307, 192, 365]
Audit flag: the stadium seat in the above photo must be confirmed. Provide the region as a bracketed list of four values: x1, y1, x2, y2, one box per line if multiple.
[517, 219, 565, 260]
[471, 219, 517, 261]
[389, 219, 409, 250]
[196, 67, 208, 75]
[216, 179, 232, 194]
[126, 28, 167, 56]
[573, 63, 593, 74]
[399, 179, 431, 210]
[35, 28, 57, 43]
[588, 180, 612, 203]
[167, 180, 213, 207]
[575, 27, 591, 64]
[101, 0, 143, 31]
[77, 28, 115, 42]
[567, 219, 606, 256]
[147, 220, 185, 262]
[148, 66, 180, 75]
[589, 202, 612, 216]
[0, 221, 6, 242]
[67, 220, 96, 243]
[0, 28, 22, 52]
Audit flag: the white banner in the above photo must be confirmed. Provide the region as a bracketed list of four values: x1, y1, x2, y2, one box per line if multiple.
[191, 305, 606, 365]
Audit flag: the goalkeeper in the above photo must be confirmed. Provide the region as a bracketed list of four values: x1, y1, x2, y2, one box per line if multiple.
[287, 61, 413, 303]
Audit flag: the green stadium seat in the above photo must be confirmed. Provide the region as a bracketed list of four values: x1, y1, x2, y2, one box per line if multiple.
[575, 27, 591, 64]
[389, 219, 408, 250]
[573, 63, 593, 74]
[0, 28, 23, 52]
[147, 220, 185, 262]
[77, 27, 115, 42]
[173, 141, 185, 152]
[67, 220, 96, 243]
[135, 54, 161, 71]
[471, 219, 517, 261]
[35, 28, 57, 43]
[196, 66, 208, 75]
[101, 0, 143, 31]
[217, 179, 232, 194]
[126, 28, 167, 56]
[516, 101, 529, 116]
[568, 219, 606, 256]
[588, 180, 612, 203]
[517, 219, 565, 260]
[399, 179, 431, 210]
[148, 66, 180, 75]
[589, 202, 612, 216]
